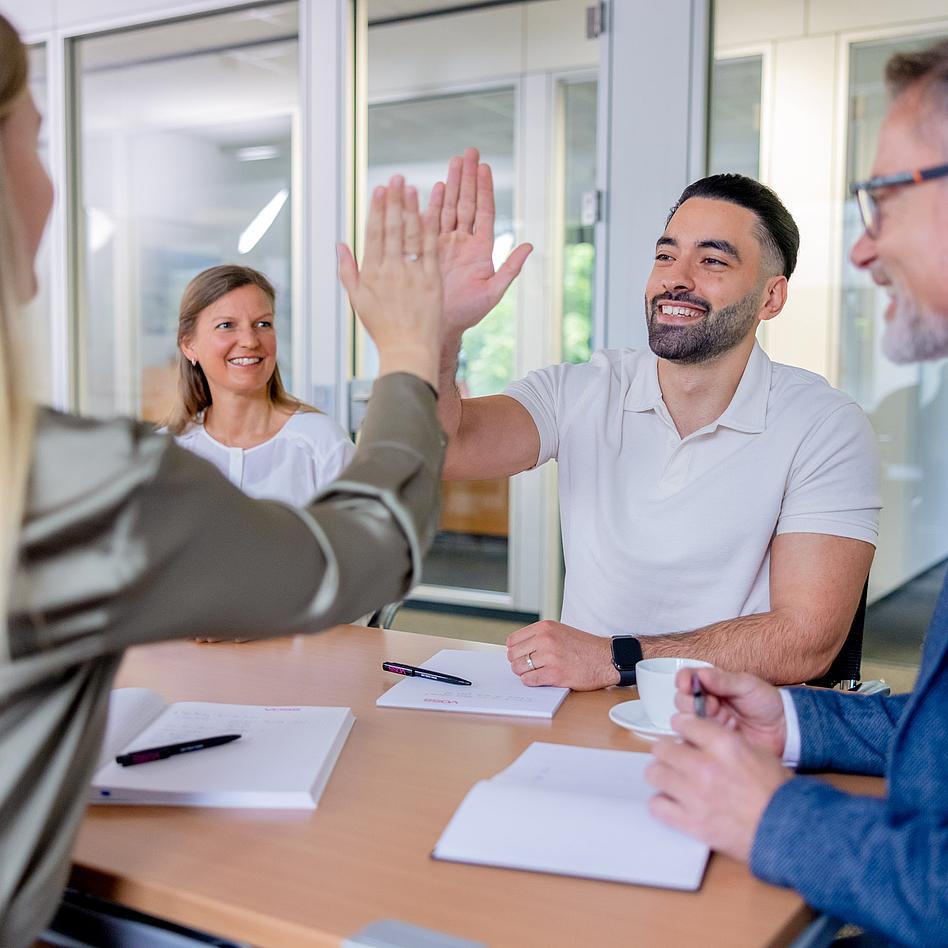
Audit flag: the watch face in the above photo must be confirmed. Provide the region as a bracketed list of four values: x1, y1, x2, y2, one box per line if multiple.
[612, 637, 642, 669]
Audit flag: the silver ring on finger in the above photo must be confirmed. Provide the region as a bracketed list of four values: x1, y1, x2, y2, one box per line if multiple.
[404, 252, 420, 262]
[525, 651, 535, 671]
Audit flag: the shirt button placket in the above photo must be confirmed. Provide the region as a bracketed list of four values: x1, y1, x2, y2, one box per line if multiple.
[229, 448, 244, 490]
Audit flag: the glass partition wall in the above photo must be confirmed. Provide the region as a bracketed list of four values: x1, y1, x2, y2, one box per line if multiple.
[362, 0, 599, 610]
[73, 3, 299, 422]
[710, 1, 948, 613]
[561, 78, 597, 366]
[366, 88, 516, 593]
[708, 54, 761, 179]
[840, 32, 948, 601]
[19, 0, 598, 619]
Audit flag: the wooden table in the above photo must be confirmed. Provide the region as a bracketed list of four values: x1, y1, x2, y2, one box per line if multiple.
[70, 627, 881, 947]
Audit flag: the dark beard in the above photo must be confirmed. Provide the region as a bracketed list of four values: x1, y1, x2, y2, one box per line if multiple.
[645, 287, 762, 365]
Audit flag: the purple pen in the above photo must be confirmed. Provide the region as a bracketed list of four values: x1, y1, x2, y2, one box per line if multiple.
[692, 673, 706, 718]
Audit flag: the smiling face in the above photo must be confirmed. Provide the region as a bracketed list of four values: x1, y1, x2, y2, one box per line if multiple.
[644, 197, 787, 365]
[180, 283, 278, 399]
[849, 87, 948, 363]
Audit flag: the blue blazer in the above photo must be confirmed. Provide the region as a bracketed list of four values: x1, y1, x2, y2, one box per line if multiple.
[750, 574, 948, 945]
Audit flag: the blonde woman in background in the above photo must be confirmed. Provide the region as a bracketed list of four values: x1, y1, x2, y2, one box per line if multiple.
[0, 13, 446, 947]
[168, 265, 355, 505]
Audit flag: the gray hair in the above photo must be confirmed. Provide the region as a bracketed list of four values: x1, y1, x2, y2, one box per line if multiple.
[886, 39, 948, 118]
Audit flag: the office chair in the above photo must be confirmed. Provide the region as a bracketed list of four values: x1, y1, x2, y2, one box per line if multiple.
[806, 582, 889, 694]
[366, 601, 403, 630]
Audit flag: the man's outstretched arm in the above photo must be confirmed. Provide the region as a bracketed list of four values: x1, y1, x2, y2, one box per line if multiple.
[428, 147, 538, 480]
[438, 359, 540, 480]
[508, 532, 874, 689]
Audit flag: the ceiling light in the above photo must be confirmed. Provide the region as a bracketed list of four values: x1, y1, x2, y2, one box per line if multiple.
[87, 207, 115, 253]
[236, 145, 280, 162]
[238, 188, 289, 254]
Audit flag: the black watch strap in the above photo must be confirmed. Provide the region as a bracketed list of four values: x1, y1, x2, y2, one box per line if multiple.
[611, 635, 643, 687]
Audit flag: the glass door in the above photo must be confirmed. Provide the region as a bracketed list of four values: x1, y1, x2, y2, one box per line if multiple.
[365, 88, 517, 595]
[839, 30, 948, 599]
[72, 3, 300, 422]
[357, 0, 600, 613]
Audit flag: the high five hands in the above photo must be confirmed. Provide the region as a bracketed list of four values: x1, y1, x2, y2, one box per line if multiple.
[338, 175, 442, 389]
[429, 147, 533, 340]
[337, 149, 533, 383]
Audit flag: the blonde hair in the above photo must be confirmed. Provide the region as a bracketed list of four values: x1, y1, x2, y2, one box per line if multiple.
[0, 14, 37, 662]
[164, 264, 316, 435]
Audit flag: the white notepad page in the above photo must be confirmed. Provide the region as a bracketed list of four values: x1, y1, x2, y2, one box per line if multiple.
[376, 650, 569, 719]
[92, 693, 354, 809]
[434, 742, 709, 890]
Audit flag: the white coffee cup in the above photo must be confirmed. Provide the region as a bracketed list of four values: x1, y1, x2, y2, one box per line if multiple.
[635, 657, 713, 731]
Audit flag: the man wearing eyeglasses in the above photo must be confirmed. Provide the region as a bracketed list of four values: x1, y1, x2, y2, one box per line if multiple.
[646, 39, 948, 945]
[431, 153, 880, 692]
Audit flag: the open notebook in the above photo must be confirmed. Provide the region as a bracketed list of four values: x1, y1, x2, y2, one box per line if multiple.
[433, 742, 710, 890]
[90, 687, 354, 809]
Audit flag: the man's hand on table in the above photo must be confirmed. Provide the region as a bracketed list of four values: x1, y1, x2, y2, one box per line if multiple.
[506, 620, 620, 691]
[645, 666, 793, 862]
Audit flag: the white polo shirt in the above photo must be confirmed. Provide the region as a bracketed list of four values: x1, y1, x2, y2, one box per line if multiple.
[505, 343, 881, 638]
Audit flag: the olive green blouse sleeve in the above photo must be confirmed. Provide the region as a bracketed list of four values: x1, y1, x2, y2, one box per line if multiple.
[0, 373, 444, 948]
[11, 371, 445, 669]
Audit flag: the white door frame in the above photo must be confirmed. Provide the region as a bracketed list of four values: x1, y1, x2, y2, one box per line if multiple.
[596, 0, 711, 351]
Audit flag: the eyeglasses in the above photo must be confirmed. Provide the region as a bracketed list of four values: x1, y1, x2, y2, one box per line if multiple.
[850, 161, 948, 238]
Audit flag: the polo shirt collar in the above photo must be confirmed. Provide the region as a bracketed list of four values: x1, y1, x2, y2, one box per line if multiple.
[623, 341, 772, 434]
[717, 342, 771, 433]
[623, 349, 664, 412]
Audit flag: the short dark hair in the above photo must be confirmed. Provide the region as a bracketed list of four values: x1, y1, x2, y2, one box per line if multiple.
[885, 39, 948, 118]
[666, 173, 800, 280]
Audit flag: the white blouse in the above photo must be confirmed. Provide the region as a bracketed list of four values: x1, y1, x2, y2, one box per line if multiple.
[174, 411, 356, 507]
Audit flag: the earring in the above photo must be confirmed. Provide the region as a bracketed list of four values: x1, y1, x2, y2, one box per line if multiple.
[190, 358, 197, 367]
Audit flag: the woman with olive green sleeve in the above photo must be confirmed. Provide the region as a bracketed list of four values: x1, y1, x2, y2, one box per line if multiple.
[0, 32, 446, 937]
[4, 363, 444, 948]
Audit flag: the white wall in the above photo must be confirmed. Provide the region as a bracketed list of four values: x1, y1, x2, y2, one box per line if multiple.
[366, 0, 596, 98]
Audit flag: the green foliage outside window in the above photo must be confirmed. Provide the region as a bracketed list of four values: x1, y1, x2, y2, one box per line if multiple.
[562, 242, 594, 364]
[461, 294, 515, 397]
[457, 240, 595, 395]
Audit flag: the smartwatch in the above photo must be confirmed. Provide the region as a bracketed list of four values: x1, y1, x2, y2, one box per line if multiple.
[611, 635, 643, 686]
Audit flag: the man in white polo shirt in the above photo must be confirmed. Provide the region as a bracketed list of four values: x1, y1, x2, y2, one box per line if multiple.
[431, 156, 880, 690]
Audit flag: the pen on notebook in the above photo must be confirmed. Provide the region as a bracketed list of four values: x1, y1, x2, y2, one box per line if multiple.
[382, 661, 472, 686]
[115, 733, 241, 767]
[692, 673, 706, 719]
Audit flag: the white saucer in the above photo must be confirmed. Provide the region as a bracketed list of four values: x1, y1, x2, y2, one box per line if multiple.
[609, 699, 676, 741]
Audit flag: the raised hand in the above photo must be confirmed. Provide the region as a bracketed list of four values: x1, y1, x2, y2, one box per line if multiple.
[428, 147, 533, 340]
[338, 175, 442, 388]
[673, 666, 787, 758]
